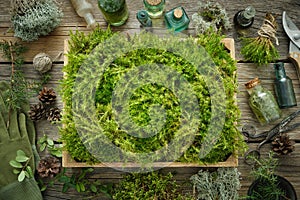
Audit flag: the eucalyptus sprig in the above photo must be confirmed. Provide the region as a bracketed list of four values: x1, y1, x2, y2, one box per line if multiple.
[241, 13, 279, 66]
[9, 150, 34, 182]
[38, 134, 62, 158]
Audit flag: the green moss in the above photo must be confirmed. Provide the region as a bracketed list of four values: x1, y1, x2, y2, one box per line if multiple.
[60, 27, 246, 165]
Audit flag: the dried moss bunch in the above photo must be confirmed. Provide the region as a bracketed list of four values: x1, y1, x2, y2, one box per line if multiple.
[190, 168, 241, 200]
[10, 0, 63, 41]
[241, 13, 279, 66]
[192, 1, 231, 34]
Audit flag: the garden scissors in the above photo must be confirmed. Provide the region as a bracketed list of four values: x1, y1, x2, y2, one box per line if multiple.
[282, 11, 300, 80]
[243, 110, 300, 165]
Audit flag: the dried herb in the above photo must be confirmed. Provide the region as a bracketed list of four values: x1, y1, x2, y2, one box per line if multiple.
[192, 1, 231, 34]
[241, 13, 279, 66]
[190, 168, 241, 200]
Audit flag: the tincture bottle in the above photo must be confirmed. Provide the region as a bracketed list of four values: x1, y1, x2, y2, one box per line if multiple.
[274, 62, 297, 108]
[164, 7, 190, 32]
[70, 0, 97, 29]
[234, 6, 255, 29]
[137, 10, 152, 27]
[245, 77, 281, 125]
[98, 0, 129, 26]
[143, 0, 165, 18]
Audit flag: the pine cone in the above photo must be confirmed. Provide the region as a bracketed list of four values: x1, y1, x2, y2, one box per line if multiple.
[37, 156, 61, 178]
[47, 107, 61, 122]
[272, 133, 295, 155]
[28, 103, 47, 121]
[38, 87, 56, 105]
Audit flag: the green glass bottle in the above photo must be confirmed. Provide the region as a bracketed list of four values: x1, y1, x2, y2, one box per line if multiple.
[137, 10, 152, 27]
[164, 7, 190, 32]
[245, 77, 281, 125]
[274, 62, 297, 108]
[98, 0, 129, 26]
[143, 0, 165, 18]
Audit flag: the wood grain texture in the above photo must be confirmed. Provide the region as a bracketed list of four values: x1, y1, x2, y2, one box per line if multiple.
[0, 0, 300, 199]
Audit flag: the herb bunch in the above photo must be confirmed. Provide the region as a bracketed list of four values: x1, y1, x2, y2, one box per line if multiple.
[241, 13, 279, 66]
[113, 172, 194, 200]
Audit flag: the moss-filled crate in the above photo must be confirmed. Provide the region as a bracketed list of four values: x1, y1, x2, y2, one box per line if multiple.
[60, 27, 245, 168]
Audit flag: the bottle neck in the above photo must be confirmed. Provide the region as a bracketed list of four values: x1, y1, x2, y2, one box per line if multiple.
[241, 6, 255, 19]
[247, 84, 263, 95]
[274, 63, 287, 80]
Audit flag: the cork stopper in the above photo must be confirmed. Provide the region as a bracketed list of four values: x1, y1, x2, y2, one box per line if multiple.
[146, 0, 162, 6]
[245, 77, 261, 89]
[173, 8, 183, 19]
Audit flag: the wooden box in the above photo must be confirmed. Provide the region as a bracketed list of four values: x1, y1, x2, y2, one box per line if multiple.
[62, 38, 238, 168]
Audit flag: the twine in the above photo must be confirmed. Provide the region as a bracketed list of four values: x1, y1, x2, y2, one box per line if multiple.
[257, 14, 279, 45]
[33, 52, 62, 74]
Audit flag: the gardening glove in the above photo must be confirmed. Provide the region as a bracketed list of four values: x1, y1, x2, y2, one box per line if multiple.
[0, 88, 42, 200]
[0, 81, 40, 167]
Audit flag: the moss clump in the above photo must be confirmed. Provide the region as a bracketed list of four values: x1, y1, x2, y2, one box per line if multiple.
[60, 27, 246, 164]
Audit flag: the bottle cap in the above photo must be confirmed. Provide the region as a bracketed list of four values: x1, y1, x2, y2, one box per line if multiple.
[245, 77, 261, 89]
[146, 0, 162, 6]
[173, 8, 183, 19]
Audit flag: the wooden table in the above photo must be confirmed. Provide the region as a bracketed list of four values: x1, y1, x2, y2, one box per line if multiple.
[1, 0, 300, 199]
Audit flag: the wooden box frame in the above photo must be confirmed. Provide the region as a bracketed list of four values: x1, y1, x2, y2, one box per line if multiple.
[62, 38, 238, 168]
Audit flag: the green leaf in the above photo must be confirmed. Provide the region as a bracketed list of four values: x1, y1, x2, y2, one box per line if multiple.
[76, 183, 81, 192]
[40, 185, 47, 192]
[15, 155, 29, 162]
[47, 138, 54, 146]
[80, 182, 85, 192]
[62, 184, 69, 193]
[16, 150, 26, 157]
[26, 166, 33, 178]
[18, 171, 26, 182]
[39, 143, 47, 152]
[13, 169, 20, 174]
[24, 170, 30, 178]
[90, 184, 97, 193]
[9, 160, 23, 168]
[50, 149, 62, 158]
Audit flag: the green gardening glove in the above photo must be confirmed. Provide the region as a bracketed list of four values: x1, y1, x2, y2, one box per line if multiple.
[0, 87, 42, 199]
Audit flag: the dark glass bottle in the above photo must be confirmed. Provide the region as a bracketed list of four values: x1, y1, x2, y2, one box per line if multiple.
[245, 77, 281, 125]
[274, 62, 297, 108]
[137, 10, 152, 27]
[234, 6, 255, 29]
[98, 0, 129, 26]
[164, 6, 190, 32]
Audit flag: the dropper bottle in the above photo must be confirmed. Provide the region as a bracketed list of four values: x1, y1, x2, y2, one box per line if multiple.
[70, 0, 97, 29]
[234, 6, 256, 29]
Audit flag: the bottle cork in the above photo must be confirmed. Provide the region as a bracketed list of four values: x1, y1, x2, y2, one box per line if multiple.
[245, 77, 260, 89]
[146, 0, 161, 6]
[173, 8, 183, 19]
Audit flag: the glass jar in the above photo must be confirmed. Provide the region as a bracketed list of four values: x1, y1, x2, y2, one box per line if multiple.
[143, 0, 165, 18]
[98, 0, 129, 26]
[245, 77, 281, 125]
[164, 6, 190, 32]
[234, 6, 255, 29]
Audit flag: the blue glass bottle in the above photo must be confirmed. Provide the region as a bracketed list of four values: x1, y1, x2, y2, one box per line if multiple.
[164, 7, 190, 32]
[137, 10, 152, 27]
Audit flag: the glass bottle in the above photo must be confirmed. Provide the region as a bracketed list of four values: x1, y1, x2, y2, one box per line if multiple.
[98, 0, 129, 26]
[274, 62, 297, 108]
[143, 0, 165, 18]
[245, 77, 281, 125]
[70, 0, 97, 29]
[137, 10, 152, 27]
[234, 6, 255, 29]
[164, 7, 190, 32]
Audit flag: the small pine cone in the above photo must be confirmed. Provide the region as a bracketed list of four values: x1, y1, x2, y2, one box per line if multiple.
[272, 133, 295, 155]
[38, 87, 56, 105]
[37, 156, 61, 178]
[47, 107, 61, 122]
[28, 103, 47, 121]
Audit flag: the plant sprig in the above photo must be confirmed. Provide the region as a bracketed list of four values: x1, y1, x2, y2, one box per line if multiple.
[9, 150, 34, 182]
[38, 134, 62, 157]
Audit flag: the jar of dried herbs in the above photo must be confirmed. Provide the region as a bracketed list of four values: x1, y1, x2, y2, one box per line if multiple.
[245, 77, 281, 124]
[98, 0, 129, 26]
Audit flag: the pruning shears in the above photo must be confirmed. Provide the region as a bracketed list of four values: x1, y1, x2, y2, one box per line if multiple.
[282, 11, 300, 80]
[243, 110, 300, 165]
